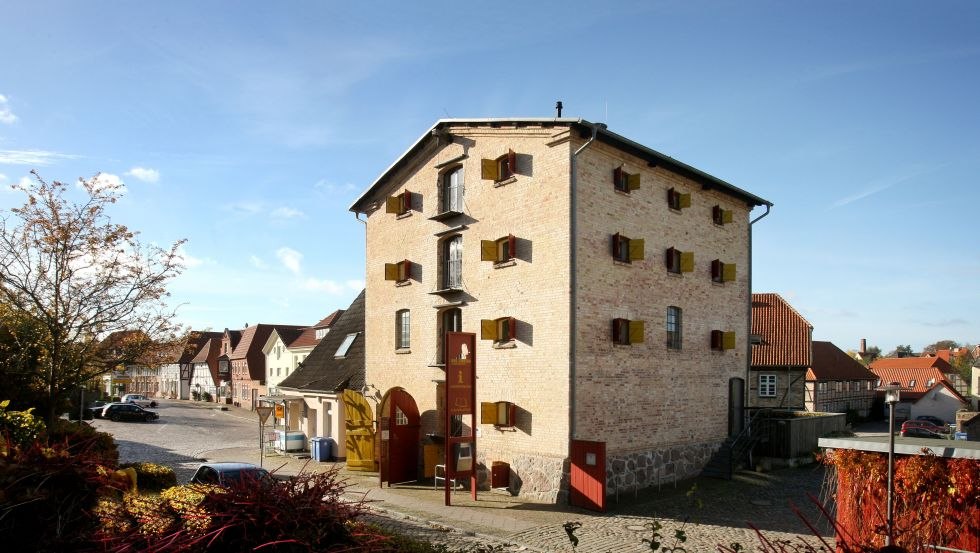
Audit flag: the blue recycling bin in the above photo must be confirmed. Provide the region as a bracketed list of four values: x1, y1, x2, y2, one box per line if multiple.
[310, 437, 333, 461]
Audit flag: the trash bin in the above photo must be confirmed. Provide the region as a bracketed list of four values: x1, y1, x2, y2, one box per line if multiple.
[310, 437, 333, 461]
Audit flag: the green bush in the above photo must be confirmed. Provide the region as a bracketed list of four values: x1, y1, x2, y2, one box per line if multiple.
[0, 399, 45, 448]
[119, 462, 177, 492]
[201, 391, 212, 402]
[191, 390, 201, 401]
[46, 419, 118, 466]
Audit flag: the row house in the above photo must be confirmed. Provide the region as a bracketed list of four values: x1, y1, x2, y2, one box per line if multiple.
[229, 324, 305, 411]
[349, 117, 771, 505]
[262, 326, 320, 396]
[158, 331, 223, 399]
[805, 341, 877, 417]
[190, 336, 223, 401]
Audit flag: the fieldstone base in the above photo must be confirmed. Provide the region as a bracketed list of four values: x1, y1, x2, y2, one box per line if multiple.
[475, 453, 568, 503]
[606, 442, 720, 497]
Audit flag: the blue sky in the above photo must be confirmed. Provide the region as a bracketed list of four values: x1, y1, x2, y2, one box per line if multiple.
[1, 1, 977, 353]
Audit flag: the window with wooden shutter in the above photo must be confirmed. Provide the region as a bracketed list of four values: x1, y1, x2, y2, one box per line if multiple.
[480, 319, 498, 341]
[385, 260, 410, 282]
[385, 190, 412, 215]
[680, 251, 694, 273]
[711, 330, 723, 350]
[711, 259, 723, 283]
[665, 247, 680, 273]
[481, 150, 517, 181]
[612, 233, 629, 262]
[481, 401, 514, 426]
[628, 320, 645, 344]
[722, 263, 736, 282]
[613, 166, 641, 193]
[481, 235, 517, 262]
[722, 331, 736, 350]
[667, 188, 690, 210]
[612, 318, 628, 344]
[482, 317, 515, 343]
[713, 205, 733, 225]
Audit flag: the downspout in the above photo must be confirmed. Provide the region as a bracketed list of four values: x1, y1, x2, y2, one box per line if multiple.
[746, 204, 771, 427]
[569, 123, 602, 449]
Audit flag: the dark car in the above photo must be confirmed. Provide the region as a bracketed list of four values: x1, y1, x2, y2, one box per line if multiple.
[915, 415, 948, 429]
[102, 403, 159, 422]
[87, 400, 110, 419]
[901, 426, 946, 439]
[190, 462, 272, 486]
[901, 420, 947, 435]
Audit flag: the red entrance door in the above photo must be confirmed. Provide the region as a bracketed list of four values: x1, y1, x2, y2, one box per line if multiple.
[570, 439, 606, 512]
[381, 388, 420, 485]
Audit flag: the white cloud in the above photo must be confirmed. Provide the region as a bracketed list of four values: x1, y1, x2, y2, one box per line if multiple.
[0, 94, 17, 124]
[249, 255, 268, 270]
[304, 278, 344, 294]
[271, 206, 304, 219]
[175, 245, 205, 268]
[345, 279, 365, 291]
[0, 149, 80, 165]
[126, 166, 160, 183]
[276, 247, 303, 275]
[81, 172, 126, 194]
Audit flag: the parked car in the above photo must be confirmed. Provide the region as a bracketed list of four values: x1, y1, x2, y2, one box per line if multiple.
[901, 426, 946, 439]
[901, 420, 947, 435]
[120, 394, 158, 408]
[102, 403, 159, 422]
[190, 462, 272, 486]
[915, 415, 948, 428]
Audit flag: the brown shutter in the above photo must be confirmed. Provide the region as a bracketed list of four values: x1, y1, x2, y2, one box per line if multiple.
[711, 259, 721, 280]
[507, 149, 517, 175]
[480, 319, 497, 341]
[713, 205, 721, 223]
[711, 330, 722, 350]
[627, 173, 641, 190]
[612, 318, 624, 342]
[629, 320, 645, 344]
[384, 263, 398, 281]
[665, 247, 675, 269]
[613, 166, 622, 187]
[629, 238, 645, 261]
[612, 233, 621, 258]
[481, 240, 497, 261]
[385, 196, 401, 214]
[722, 209, 733, 224]
[508, 234, 516, 260]
[667, 188, 675, 205]
[402, 190, 412, 211]
[507, 317, 516, 340]
[679, 193, 691, 209]
[723, 263, 736, 282]
[399, 260, 410, 281]
[481, 158, 499, 180]
[680, 251, 694, 273]
[481, 402, 498, 425]
[723, 331, 736, 350]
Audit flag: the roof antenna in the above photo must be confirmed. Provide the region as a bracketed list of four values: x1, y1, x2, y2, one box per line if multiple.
[555, 100, 563, 118]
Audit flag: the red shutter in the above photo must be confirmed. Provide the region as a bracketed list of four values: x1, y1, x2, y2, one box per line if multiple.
[613, 166, 622, 187]
[403, 190, 412, 211]
[612, 319, 623, 342]
[508, 317, 516, 340]
[612, 233, 621, 258]
[507, 149, 517, 175]
[665, 247, 675, 269]
[508, 234, 516, 260]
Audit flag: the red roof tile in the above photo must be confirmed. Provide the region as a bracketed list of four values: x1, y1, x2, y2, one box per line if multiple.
[868, 366, 948, 400]
[314, 310, 345, 329]
[287, 327, 320, 349]
[751, 293, 813, 367]
[807, 341, 877, 381]
[869, 356, 954, 373]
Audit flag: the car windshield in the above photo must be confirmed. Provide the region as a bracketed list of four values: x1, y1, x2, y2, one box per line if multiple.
[223, 468, 270, 483]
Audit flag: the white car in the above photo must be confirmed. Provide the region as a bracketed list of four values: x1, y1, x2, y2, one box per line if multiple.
[120, 394, 158, 408]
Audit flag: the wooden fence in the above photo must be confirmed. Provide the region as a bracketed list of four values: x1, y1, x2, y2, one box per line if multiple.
[756, 410, 847, 458]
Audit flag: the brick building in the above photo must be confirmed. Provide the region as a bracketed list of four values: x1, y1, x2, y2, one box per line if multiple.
[349, 118, 771, 504]
[750, 293, 813, 410]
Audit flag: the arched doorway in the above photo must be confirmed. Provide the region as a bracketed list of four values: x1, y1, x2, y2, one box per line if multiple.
[379, 387, 421, 485]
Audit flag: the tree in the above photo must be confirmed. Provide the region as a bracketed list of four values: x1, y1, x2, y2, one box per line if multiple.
[922, 339, 960, 355]
[888, 344, 914, 358]
[0, 171, 185, 424]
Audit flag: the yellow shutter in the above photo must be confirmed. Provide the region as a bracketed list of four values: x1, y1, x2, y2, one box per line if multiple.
[481, 158, 499, 181]
[480, 240, 497, 261]
[680, 251, 694, 273]
[385, 196, 401, 214]
[629, 238, 645, 261]
[723, 263, 736, 282]
[723, 331, 736, 350]
[679, 193, 691, 209]
[384, 263, 398, 280]
[722, 209, 733, 224]
[627, 173, 641, 190]
[480, 319, 497, 341]
[629, 320, 645, 344]
[481, 402, 498, 425]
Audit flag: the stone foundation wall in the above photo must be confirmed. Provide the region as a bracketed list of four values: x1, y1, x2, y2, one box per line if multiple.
[606, 442, 720, 496]
[475, 452, 568, 503]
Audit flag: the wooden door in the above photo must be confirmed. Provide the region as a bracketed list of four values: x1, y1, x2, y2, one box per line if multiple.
[382, 388, 420, 484]
[570, 439, 606, 512]
[729, 377, 745, 436]
[341, 390, 376, 471]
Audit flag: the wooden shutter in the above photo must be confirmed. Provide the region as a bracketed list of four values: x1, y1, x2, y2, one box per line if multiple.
[665, 247, 676, 270]
[385, 196, 402, 214]
[680, 251, 694, 273]
[723, 331, 736, 350]
[504, 317, 516, 340]
[612, 233, 621, 258]
[398, 260, 410, 281]
[628, 320, 645, 344]
[480, 319, 497, 341]
[711, 330, 722, 350]
[612, 318, 625, 343]
[679, 193, 691, 209]
[723, 263, 736, 282]
[627, 173, 641, 191]
[667, 188, 675, 205]
[628, 238, 645, 261]
[722, 209, 733, 224]
[713, 205, 721, 223]
[507, 234, 516, 260]
[711, 259, 722, 280]
[402, 190, 412, 211]
[481, 240, 497, 261]
[613, 166, 623, 187]
[481, 158, 499, 180]
[481, 402, 499, 425]
[507, 149, 517, 175]
[384, 263, 398, 281]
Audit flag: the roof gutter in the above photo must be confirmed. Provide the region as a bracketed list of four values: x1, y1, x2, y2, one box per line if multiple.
[746, 203, 772, 426]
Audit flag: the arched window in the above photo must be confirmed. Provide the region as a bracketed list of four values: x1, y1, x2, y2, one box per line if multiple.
[441, 166, 464, 213]
[443, 235, 463, 290]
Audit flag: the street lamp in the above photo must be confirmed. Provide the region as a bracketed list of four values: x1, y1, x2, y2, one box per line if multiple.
[878, 381, 901, 546]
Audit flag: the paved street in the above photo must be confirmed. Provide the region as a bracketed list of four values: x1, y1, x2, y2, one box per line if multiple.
[95, 399, 836, 552]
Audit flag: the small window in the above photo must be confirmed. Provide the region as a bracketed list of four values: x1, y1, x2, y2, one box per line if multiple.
[667, 187, 691, 210]
[926, 378, 935, 387]
[712, 205, 733, 225]
[759, 375, 776, 397]
[909, 379, 916, 388]
[710, 330, 736, 350]
[612, 318, 645, 345]
[666, 306, 682, 350]
[612, 233, 644, 263]
[480, 317, 515, 343]
[384, 259, 411, 282]
[480, 401, 515, 427]
[396, 309, 411, 349]
[385, 190, 413, 216]
[818, 382, 828, 392]
[835, 381, 843, 392]
[335, 333, 358, 358]
[665, 247, 693, 274]
[441, 166, 464, 213]
[481, 149, 517, 182]
[481, 234, 516, 263]
[395, 407, 408, 426]
[711, 260, 737, 283]
[613, 166, 641, 193]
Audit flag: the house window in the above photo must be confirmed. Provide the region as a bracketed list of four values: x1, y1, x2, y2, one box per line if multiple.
[385, 190, 413, 216]
[711, 260, 736, 283]
[396, 309, 411, 349]
[818, 382, 828, 392]
[667, 187, 691, 210]
[481, 234, 516, 263]
[909, 379, 916, 388]
[481, 401, 515, 427]
[481, 317, 515, 343]
[481, 149, 516, 182]
[712, 205, 733, 225]
[666, 306, 682, 349]
[441, 166, 464, 213]
[835, 381, 843, 392]
[866, 381, 872, 390]
[613, 166, 640, 193]
[612, 233, 644, 263]
[384, 259, 411, 282]
[439, 308, 462, 363]
[442, 235, 463, 289]
[395, 407, 408, 426]
[665, 247, 693, 274]
[335, 333, 358, 358]
[759, 375, 776, 397]
[710, 330, 736, 350]
[612, 318, 645, 345]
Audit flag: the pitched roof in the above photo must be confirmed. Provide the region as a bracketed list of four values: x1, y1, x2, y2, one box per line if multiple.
[178, 331, 224, 364]
[806, 341, 878, 381]
[869, 356, 955, 373]
[314, 310, 345, 329]
[279, 290, 365, 393]
[230, 324, 305, 361]
[287, 327, 320, 349]
[868, 366, 948, 400]
[751, 293, 813, 367]
[190, 338, 219, 364]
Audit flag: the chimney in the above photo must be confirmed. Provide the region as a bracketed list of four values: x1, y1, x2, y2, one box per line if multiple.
[860, 338, 866, 354]
[555, 100, 563, 118]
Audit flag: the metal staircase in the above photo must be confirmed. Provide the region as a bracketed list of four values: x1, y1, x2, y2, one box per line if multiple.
[701, 409, 770, 479]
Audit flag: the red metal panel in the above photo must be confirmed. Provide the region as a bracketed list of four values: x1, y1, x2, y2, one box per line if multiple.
[570, 439, 606, 512]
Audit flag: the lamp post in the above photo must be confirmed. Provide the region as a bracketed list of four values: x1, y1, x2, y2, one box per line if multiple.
[878, 381, 901, 546]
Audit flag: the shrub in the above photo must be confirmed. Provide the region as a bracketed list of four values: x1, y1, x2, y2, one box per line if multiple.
[46, 418, 119, 466]
[201, 391, 212, 402]
[119, 462, 177, 492]
[0, 399, 45, 448]
[191, 390, 201, 401]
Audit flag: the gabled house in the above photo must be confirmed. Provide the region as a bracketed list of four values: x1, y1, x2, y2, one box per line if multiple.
[158, 331, 223, 400]
[313, 310, 344, 341]
[216, 328, 242, 404]
[349, 117, 770, 505]
[278, 291, 366, 463]
[189, 337, 222, 402]
[805, 341, 878, 417]
[870, 355, 969, 398]
[230, 323, 305, 410]
[869, 361, 970, 422]
[750, 293, 812, 410]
